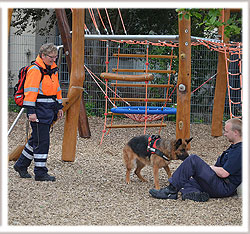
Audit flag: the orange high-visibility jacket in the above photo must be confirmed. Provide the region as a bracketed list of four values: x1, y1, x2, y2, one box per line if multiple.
[23, 55, 62, 108]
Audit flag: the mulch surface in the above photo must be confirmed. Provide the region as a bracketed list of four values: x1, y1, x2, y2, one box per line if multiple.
[8, 112, 242, 226]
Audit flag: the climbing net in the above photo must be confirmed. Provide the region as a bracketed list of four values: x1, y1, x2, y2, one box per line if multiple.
[82, 8, 242, 143]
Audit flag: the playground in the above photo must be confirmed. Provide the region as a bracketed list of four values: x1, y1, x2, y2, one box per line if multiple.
[8, 113, 242, 226]
[7, 8, 243, 227]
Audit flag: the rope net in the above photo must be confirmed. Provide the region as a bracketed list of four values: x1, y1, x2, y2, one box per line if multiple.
[124, 114, 166, 122]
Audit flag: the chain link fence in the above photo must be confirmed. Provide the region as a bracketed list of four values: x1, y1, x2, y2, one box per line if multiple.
[8, 34, 239, 124]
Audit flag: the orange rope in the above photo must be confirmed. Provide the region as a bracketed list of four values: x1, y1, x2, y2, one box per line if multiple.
[224, 45, 242, 119]
[238, 48, 243, 112]
[85, 65, 129, 106]
[221, 9, 225, 42]
[100, 78, 109, 144]
[105, 41, 109, 72]
[118, 9, 127, 35]
[159, 46, 175, 134]
[105, 8, 114, 35]
[144, 81, 148, 134]
[144, 43, 150, 134]
[88, 8, 100, 34]
[97, 9, 108, 34]
[84, 24, 91, 34]
[107, 45, 121, 135]
[125, 114, 166, 122]
[224, 45, 232, 118]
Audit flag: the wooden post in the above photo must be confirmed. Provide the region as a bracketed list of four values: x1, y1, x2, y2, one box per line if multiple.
[176, 12, 191, 141]
[62, 9, 85, 162]
[211, 9, 230, 137]
[55, 9, 72, 74]
[8, 8, 13, 35]
[78, 94, 91, 138]
[55, 9, 91, 139]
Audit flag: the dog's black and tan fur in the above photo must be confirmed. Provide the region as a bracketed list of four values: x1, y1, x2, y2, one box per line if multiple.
[123, 135, 192, 189]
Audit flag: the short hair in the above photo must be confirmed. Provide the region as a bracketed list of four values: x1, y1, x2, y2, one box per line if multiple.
[39, 43, 58, 57]
[225, 118, 242, 136]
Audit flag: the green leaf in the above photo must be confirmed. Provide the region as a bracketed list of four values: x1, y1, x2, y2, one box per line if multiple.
[209, 16, 216, 24]
[184, 13, 190, 20]
[192, 12, 202, 19]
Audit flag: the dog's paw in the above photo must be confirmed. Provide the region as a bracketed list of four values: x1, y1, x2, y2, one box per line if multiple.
[125, 179, 130, 184]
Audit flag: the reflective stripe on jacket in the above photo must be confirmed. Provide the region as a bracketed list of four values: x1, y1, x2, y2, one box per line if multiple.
[23, 55, 63, 124]
[23, 55, 62, 107]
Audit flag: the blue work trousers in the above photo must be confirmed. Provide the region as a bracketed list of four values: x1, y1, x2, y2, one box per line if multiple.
[169, 154, 237, 198]
[15, 122, 50, 177]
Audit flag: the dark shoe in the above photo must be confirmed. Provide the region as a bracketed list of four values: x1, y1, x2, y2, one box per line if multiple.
[14, 165, 32, 178]
[182, 192, 209, 202]
[149, 184, 178, 199]
[35, 174, 56, 182]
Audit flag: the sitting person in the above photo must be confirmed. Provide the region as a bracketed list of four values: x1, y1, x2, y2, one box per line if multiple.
[149, 118, 242, 202]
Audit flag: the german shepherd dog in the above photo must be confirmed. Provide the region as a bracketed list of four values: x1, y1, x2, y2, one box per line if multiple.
[123, 135, 193, 189]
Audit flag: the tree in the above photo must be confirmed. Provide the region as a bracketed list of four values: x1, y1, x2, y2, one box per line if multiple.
[11, 8, 241, 41]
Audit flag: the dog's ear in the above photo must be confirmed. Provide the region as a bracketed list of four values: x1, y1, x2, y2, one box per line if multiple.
[175, 138, 183, 149]
[185, 137, 193, 144]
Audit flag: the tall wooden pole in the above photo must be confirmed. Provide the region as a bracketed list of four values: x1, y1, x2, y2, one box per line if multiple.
[211, 9, 230, 137]
[55, 9, 72, 74]
[55, 9, 91, 139]
[62, 9, 85, 162]
[176, 12, 191, 141]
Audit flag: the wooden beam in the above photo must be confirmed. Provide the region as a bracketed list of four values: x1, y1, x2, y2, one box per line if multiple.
[112, 68, 176, 74]
[106, 123, 167, 128]
[100, 73, 154, 82]
[113, 53, 177, 59]
[62, 9, 85, 162]
[110, 97, 171, 102]
[176, 11, 191, 141]
[211, 9, 231, 137]
[110, 83, 174, 88]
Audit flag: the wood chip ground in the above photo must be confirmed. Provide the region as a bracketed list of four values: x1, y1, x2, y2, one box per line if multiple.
[8, 113, 242, 226]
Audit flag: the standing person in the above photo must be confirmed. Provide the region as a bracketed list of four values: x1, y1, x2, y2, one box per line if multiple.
[149, 118, 242, 202]
[14, 43, 64, 182]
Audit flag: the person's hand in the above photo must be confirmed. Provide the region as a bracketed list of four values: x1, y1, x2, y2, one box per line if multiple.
[28, 113, 38, 122]
[58, 109, 64, 120]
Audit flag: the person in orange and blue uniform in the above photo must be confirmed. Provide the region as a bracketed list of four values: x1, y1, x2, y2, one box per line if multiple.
[14, 43, 64, 182]
[149, 118, 242, 202]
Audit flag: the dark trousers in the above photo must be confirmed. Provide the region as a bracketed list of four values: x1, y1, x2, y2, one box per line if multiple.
[168, 154, 237, 198]
[15, 122, 50, 177]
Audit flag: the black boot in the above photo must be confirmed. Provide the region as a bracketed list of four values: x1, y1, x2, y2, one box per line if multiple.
[149, 184, 178, 199]
[14, 154, 32, 178]
[35, 174, 56, 182]
[182, 192, 209, 202]
[14, 164, 32, 178]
